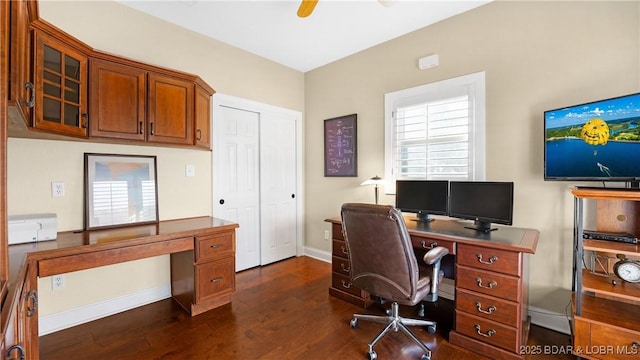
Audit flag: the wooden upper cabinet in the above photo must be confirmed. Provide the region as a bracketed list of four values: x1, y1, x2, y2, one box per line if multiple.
[89, 59, 146, 141]
[33, 30, 88, 138]
[194, 83, 212, 149]
[147, 73, 194, 145]
[8, 0, 37, 126]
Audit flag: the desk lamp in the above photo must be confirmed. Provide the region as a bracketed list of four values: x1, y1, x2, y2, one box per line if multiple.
[360, 175, 385, 204]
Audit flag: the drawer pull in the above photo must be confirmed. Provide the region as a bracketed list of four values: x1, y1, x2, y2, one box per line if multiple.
[26, 290, 38, 318]
[341, 263, 350, 272]
[474, 324, 496, 337]
[6, 344, 25, 360]
[632, 341, 639, 349]
[341, 246, 348, 255]
[476, 278, 497, 289]
[210, 277, 223, 283]
[475, 301, 496, 314]
[209, 244, 223, 249]
[341, 280, 352, 289]
[476, 253, 498, 265]
[421, 240, 438, 249]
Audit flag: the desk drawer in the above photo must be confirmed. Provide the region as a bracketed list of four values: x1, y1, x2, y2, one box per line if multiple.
[410, 236, 455, 255]
[457, 244, 521, 276]
[456, 265, 520, 302]
[332, 239, 349, 259]
[196, 257, 235, 303]
[196, 233, 234, 262]
[456, 288, 520, 327]
[455, 310, 519, 353]
[332, 256, 351, 276]
[581, 322, 640, 360]
[332, 223, 344, 240]
[332, 272, 366, 297]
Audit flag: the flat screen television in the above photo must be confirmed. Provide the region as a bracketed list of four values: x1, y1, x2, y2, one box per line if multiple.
[395, 180, 449, 222]
[544, 92, 640, 185]
[448, 181, 514, 232]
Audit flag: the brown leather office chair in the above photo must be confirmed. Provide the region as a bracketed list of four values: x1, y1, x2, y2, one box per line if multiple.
[340, 203, 449, 360]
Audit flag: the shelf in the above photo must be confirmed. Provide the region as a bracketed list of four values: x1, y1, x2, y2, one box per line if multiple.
[581, 269, 640, 303]
[583, 239, 640, 257]
[574, 292, 640, 333]
[572, 187, 640, 201]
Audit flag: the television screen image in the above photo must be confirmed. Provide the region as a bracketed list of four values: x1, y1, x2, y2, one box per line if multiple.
[395, 180, 448, 222]
[448, 181, 514, 232]
[544, 92, 640, 181]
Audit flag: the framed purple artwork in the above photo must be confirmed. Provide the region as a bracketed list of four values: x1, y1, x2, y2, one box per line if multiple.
[324, 114, 357, 177]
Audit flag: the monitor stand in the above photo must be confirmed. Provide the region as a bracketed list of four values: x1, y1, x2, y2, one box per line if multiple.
[464, 220, 497, 233]
[412, 213, 434, 223]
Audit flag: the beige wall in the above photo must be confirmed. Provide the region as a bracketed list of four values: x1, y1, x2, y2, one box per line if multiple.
[8, 1, 304, 317]
[304, 0, 639, 316]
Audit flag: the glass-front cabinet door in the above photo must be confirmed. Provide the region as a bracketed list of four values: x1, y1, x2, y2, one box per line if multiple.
[34, 30, 88, 137]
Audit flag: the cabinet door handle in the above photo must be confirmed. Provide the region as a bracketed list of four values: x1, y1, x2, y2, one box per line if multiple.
[421, 240, 437, 249]
[476, 253, 498, 264]
[24, 82, 35, 108]
[476, 278, 497, 289]
[150, 122, 155, 135]
[139, 121, 144, 134]
[475, 301, 496, 314]
[81, 113, 89, 128]
[474, 324, 496, 337]
[210, 277, 223, 283]
[196, 129, 202, 141]
[26, 290, 38, 318]
[6, 344, 25, 360]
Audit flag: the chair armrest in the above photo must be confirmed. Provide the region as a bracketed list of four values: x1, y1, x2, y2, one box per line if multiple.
[422, 246, 449, 301]
[422, 246, 449, 265]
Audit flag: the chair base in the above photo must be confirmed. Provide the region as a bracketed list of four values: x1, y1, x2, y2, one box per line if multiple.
[350, 301, 435, 360]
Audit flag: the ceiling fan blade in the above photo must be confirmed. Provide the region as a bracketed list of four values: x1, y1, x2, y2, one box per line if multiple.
[297, 0, 319, 18]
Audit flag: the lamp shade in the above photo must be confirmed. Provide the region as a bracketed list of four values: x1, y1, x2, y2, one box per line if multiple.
[360, 175, 384, 186]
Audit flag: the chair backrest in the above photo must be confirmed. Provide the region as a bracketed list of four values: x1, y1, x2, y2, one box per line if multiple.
[340, 203, 419, 302]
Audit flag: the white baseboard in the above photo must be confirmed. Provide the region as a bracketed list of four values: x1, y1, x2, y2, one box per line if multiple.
[304, 246, 331, 263]
[39, 284, 171, 336]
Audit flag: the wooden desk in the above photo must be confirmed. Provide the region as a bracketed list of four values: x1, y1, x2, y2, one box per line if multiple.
[5, 216, 238, 360]
[325, 216, 538, 360]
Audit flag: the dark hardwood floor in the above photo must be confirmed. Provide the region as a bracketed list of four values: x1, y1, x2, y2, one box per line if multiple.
[40, 256, 572, 359]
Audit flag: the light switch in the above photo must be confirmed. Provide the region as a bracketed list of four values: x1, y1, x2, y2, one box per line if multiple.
[185, 164, 195, 177]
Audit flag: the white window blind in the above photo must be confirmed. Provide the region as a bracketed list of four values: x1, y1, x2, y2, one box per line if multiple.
[384, 72, 486, 193]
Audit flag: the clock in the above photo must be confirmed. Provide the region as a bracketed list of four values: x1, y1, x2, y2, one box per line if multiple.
[613, 258, 640, 283]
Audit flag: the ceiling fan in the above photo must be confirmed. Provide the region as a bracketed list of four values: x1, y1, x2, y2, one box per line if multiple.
[297, 0, 394, 18]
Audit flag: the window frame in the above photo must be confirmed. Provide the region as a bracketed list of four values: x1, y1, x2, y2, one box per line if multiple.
[384, 71, 486, 194]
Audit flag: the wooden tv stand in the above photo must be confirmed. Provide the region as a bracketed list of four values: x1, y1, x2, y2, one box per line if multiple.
[326, 216, 538, 360]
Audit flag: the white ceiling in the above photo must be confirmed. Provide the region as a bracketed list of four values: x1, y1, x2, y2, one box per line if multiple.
[117, 0, 491, 72]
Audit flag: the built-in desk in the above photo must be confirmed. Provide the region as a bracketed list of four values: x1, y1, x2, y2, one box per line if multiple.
[326, 216, 538, 360]
[6, 216, 238, 360]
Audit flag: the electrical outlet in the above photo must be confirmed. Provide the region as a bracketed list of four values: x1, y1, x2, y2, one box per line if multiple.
[51, 181, 65, 197]
[324, 230, 330, 240]
[52, 274, 65, 290]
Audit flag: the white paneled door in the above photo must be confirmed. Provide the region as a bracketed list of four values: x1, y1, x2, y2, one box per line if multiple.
[260, 113, 297, 265]
[214, 105, 261, 271]
[213, 95, 301, 272]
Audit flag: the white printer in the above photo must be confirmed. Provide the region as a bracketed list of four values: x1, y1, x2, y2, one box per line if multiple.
[8, 213, 57, 245]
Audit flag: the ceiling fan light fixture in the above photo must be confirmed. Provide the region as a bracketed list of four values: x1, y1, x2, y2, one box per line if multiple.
[297, 0, 319, 18]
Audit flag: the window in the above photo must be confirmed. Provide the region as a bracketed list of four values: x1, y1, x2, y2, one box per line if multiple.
[384, 72, 486, 193]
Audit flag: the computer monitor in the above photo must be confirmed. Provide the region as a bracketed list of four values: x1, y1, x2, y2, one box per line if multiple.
[395, 180, 449, 222]
[448, 181, 514, 232]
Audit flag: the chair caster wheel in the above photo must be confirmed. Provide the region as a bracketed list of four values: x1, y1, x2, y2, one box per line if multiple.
[350, 318, 358, 328]
[426, 325, 436, 334]
[385, 309, 392, 316]
[368, 350, 377, 360]
[421, 354, 430, 360]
